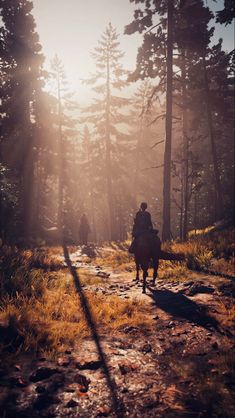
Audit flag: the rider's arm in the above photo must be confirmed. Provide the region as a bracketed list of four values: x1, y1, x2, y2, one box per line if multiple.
[147, 212, 153, 229]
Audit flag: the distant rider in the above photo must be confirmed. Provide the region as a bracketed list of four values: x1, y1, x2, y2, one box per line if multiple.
[79, 213, 90, 245]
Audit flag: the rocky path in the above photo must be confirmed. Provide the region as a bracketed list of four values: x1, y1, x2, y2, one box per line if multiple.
[0, 246, 234, 418]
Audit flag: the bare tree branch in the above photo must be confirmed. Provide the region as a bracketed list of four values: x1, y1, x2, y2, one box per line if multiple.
[150, 139, 164, 149]
[147, 113, 166, 126]
[141, 163, 164, 171]
[144, 22, 162, 35]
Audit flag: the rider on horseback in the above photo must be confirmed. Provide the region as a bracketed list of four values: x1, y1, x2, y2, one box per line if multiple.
[129, 202, 155, 253]
[133, 202, 153, 236]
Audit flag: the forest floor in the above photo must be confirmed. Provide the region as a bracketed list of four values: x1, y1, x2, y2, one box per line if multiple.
[0, 240, 235, 418]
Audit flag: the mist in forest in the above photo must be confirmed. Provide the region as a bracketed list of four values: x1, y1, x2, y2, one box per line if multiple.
[0, 0, 234, 245]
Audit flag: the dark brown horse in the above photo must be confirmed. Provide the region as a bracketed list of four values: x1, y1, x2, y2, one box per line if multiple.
[134, 232, 161, 293]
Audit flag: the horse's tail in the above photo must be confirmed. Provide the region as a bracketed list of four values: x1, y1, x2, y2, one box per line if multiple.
[159, 250, 185, 261]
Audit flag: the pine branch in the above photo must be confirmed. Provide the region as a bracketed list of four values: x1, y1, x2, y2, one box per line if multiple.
[150, 139, 164, 149]
[144, 22, 162, 35]
[147, 113, 166, 126]
[172, 194, 182, 210]
[141, 163, 164, 171]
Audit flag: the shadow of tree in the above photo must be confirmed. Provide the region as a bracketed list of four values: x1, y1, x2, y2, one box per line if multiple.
[63, 245, 124, 417]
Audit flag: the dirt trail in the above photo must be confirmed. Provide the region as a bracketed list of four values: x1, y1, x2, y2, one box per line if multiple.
[1, 246, 234, 418]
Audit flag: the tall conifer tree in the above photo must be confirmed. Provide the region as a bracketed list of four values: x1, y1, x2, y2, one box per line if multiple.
[0, 0, 44, 241]
[83, 23, 129, 240]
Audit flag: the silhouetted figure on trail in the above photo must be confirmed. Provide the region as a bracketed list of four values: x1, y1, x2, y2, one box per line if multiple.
[129, 202, 154, 253]
[129, 202, 161, 293]
[79, 213, 90, 245]
[133, 202, 153, 236]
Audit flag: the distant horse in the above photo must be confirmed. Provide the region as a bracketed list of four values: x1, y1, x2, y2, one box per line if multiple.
[134, 232, 161, 294]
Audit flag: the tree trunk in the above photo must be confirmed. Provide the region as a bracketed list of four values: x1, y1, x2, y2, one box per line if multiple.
[86, 135, 97, 242]
[0, 145, 3, 241]
[162, 0, 173, 242]
[202, 55, 223, 220]
[57, 74, 64, 239]
[22, 146, 34, 242]
[182, 51, 189, 241]
[179, 177, 183, 241]
[193, 192, 197, 233]
[105, 51, 115, 241]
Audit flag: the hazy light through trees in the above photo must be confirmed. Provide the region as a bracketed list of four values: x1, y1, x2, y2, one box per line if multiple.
[0, 0, 234, 244]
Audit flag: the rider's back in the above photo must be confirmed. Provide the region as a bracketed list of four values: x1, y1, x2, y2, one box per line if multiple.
[134, 210, 153, 235]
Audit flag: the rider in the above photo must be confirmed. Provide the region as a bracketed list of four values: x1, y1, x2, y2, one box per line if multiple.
[79, 213, 90, 245]
[129, 202, 154, 253]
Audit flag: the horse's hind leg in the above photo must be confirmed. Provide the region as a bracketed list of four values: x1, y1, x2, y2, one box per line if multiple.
[142, 267, 148, 293]
[152, 258, 159, 286]
[142, 269, 148, 293]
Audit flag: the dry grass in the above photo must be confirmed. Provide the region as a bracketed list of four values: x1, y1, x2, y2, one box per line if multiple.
[210, 257, 235, 276]
[171, 229, 235, 274]
[96, 229, 234, 278]
[51, 269, 103, 290]
[158, 262, 188, 281]
[0, 245, 65, 275]
[1, 228, 234, 359]
[96, 246, 135, 272]
[0, 245, 149, 357]
[0, 287, 149, 355]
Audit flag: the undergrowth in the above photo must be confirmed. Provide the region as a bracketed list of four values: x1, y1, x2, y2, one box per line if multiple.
[95, 228, 234, 280]
[0, 246, 149, 358]
[172, 228, 235, 275]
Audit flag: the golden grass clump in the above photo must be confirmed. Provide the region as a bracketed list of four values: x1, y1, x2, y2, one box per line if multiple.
[170, 228, 235, 273]
[29, 247, 65, 270]
[159, 261, 188, 281]
[0, 284, 149, 355]
[0, 245, 65, 276]
[186, 228, 235, 259]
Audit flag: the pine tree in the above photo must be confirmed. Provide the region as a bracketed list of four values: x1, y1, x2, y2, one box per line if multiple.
[216, 0, 235, 25]
[128, 80, 165, 214]
[0, 0, 44, 242]
[82, 23, 129, 240]
[125, 0, 229, 239]
[50, 55, 78, 238]
[81, 125, 97, 241]
[174, 0, 214, 238]
[125, 0, 175, 240]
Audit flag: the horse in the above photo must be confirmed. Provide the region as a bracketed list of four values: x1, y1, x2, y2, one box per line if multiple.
[134, 232, 161, 294]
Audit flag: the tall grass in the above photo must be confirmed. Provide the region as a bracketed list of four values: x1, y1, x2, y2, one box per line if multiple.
[0, 246, 149, 357]
[96, 228, 235, 278]
[171, 228, 235, 274]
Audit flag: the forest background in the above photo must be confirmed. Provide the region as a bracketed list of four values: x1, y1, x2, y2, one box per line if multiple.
[0, 0, 234, 245]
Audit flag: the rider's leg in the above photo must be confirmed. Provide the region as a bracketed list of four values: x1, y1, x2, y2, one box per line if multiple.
[129, 237, 136, 254]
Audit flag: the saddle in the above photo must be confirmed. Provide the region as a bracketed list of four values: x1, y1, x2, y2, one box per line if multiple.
[129, 229, 160, 254]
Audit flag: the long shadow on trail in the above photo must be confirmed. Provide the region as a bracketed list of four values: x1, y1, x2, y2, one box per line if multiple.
[63, 245, 124, 417]
[147, 287, 220, 332]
